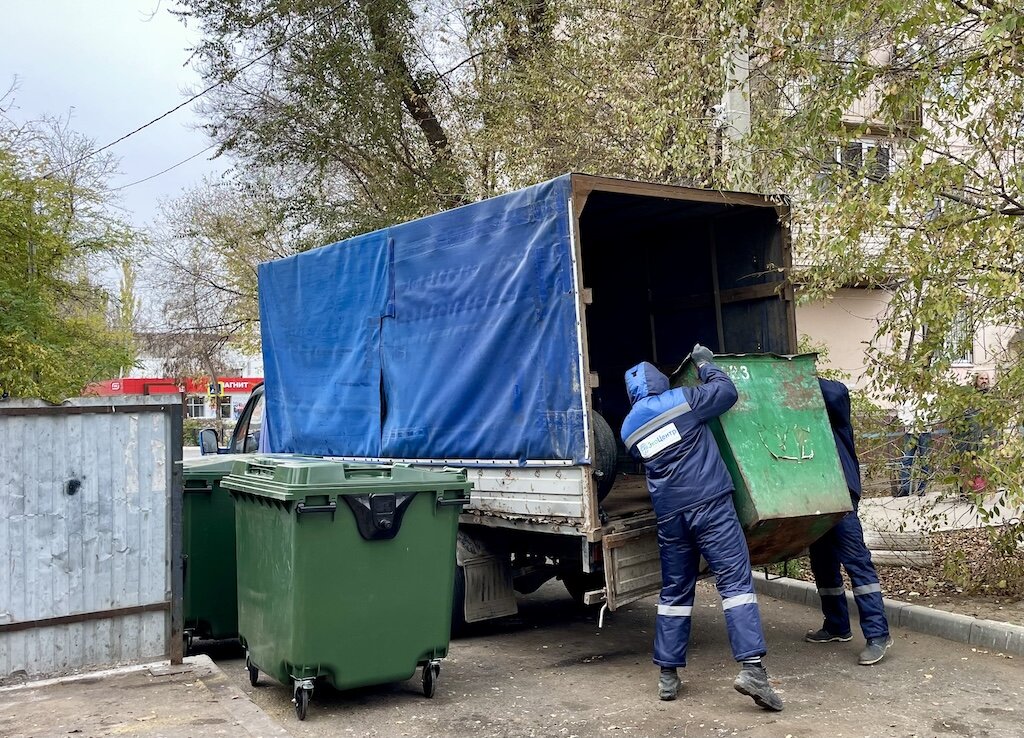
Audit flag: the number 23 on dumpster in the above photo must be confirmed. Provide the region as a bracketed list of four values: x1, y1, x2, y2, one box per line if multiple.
[726, 365, 751, 382]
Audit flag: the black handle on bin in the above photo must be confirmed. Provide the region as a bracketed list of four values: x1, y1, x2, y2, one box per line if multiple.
[296, 501, 337, 520]
[184, 484, 214, 495]
[436, 494, 471, 507]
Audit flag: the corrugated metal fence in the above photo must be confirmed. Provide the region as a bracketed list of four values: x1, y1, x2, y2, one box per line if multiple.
[0, 396, 182, 681]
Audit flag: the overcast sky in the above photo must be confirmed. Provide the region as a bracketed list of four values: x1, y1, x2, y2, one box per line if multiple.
[0, 0, 225, 229]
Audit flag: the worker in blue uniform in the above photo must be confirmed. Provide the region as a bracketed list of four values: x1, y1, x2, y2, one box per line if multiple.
[620, 345, 783, 711]
[806, 379, 893, 665]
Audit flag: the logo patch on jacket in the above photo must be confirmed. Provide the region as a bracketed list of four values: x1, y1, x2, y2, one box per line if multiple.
[636, 424, 682, 459]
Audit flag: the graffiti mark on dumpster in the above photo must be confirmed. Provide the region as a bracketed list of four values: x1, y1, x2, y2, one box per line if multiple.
[759, 425, 814, 462]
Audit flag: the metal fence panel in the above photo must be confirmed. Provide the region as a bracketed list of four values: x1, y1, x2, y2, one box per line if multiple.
[0, 396, 182, 680]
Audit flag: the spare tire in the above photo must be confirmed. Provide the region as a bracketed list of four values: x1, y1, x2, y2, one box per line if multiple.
[592, 411, 618, 502]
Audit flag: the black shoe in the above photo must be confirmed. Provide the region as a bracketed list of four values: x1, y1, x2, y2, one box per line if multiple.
[804, 627, 853, 643]
[658, 668, 680, 701]
[733, 664, 783, 712]
[858, 636, 893, 665]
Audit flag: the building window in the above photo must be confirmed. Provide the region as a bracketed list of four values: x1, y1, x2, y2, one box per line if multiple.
[219, 395, 233, 419]
[186, 395, 207, 419]
[819, 140, 891, 187]
[946, 313, 975, 366]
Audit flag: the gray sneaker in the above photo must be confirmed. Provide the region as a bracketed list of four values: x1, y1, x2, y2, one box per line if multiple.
[658, 669, 681, 701]
[805, 627, 853, 643]
[858, 636, 893, 665]
[733, 664, 784, 712]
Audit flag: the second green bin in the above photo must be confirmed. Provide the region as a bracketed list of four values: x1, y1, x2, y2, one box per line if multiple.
[221, 457, 471, 719]
[182, 454, 253, 645]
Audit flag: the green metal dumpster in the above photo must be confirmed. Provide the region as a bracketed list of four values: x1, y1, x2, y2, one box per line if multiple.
[181, 454, 254, 650]
[673, 354, 852, 564]
[221, 458, 472, 720]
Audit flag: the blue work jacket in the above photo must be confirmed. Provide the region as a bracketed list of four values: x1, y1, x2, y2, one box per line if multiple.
[620, 361, 738, 521]
[818, 378, 862, 501]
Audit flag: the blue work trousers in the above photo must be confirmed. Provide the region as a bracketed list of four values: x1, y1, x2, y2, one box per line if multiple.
[653, 494, 767, 667]
[808, 507, 889, 640]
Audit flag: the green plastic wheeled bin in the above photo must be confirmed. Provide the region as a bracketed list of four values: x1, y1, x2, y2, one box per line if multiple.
[674, 354, 853, 564]
[181, 454, 254, 651]
[221, 458, 472, 720]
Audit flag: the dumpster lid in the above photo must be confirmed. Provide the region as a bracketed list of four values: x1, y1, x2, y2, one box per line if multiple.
[669, 352, 818, 386]
[221, 457, 470, 501]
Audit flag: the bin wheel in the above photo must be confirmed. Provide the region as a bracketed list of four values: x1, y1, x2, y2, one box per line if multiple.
[294, 687, 309, 720]
[246, 660, 258, 687]
[422, 663, 440, 698]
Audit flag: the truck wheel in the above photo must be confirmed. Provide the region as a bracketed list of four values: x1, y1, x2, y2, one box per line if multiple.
[450, 563, 467, 637]
[592, 412, 618, 503]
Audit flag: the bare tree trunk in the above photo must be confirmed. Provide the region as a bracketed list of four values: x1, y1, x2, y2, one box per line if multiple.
[357, 0, 468, 205]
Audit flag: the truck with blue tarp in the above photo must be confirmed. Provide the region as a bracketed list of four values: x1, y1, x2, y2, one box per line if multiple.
[223, 173, 801, 625]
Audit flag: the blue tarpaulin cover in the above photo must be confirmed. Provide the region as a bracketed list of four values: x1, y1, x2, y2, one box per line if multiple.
[258, 175, 588, 463]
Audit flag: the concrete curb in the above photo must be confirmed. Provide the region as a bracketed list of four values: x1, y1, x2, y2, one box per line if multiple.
[193, 654, 295, 738]
[752, 572, 1024, 656]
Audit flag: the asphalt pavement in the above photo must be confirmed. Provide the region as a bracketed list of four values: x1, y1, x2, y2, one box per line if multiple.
[212, 581, 1022, 738]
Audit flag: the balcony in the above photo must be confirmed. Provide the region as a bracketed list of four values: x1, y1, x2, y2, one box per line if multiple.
[842, 83, 922, 133]
[777, 77, 922, 135]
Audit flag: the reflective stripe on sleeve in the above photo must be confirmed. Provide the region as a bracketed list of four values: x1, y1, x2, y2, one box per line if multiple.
[721, 593, 758, 610]
[657, 604, 693, 617]
[852, 583, 882, 596]
[817, 587, 846, 596]
[624, 402, 693, 451]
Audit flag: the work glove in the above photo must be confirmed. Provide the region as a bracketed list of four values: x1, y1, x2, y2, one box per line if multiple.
[691, 343, 714, 368]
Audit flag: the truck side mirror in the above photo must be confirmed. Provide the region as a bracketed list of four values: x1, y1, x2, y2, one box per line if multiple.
[199, 428, 220, 455]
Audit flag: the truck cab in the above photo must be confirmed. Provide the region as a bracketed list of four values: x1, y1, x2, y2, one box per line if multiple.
[199, 383, 265, 455]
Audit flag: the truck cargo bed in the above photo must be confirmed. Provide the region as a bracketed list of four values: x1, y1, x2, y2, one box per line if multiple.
[601, 474, 652, 520]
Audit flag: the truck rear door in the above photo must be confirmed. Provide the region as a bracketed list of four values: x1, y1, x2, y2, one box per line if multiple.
[601, 515, 661, 610]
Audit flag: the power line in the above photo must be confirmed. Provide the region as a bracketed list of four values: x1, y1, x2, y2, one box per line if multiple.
[43, 1, 346, 179]
[109, 144, 218, 192]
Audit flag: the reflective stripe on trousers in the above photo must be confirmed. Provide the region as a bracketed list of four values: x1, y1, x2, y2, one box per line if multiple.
[809, 507, 889, 640]
[653, 494, 767, 668]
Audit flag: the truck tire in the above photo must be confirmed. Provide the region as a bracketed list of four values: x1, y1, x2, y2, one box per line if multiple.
[592, 411, 618, 503]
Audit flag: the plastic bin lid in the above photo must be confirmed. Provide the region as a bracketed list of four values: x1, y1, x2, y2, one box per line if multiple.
[182, 452, 305, 478]
[220, 456, 470, 501]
